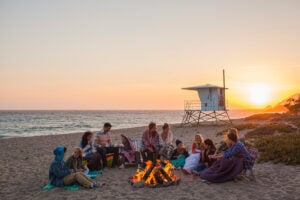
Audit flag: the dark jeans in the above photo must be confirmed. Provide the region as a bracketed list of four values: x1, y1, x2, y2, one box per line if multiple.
[194, 163, 208, 173]
[84, 152, 101, 171]
[141, 149, 157, 164]
[96, 146, 119, 168]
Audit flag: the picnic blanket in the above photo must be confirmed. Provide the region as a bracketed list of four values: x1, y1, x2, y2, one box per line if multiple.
[43, 170, 102, 190]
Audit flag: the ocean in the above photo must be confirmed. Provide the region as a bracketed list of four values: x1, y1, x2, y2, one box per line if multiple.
[0, 110, 260, 139]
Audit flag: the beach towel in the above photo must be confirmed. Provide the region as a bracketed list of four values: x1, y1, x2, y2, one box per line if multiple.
[43, 171, 102, 190]
[43, 183, 80, 190]
[87, 170, 102, 179]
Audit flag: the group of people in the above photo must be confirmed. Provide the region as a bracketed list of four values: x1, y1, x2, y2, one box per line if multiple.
[49, 121, 253, 189]
[49, 122, 127, 189]
[136, 122, 252, 183]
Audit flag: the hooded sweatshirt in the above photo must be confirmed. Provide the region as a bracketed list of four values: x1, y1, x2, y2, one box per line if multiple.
[49, 146, 71, 187]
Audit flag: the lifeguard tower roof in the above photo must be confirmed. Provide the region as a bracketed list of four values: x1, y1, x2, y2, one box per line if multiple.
[182, 84, 227, 90]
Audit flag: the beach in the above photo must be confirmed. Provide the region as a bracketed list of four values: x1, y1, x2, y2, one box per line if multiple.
[0, 120, 299, 200]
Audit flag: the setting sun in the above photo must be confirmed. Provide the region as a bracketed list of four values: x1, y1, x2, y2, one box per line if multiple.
[249, 83, 271, 106]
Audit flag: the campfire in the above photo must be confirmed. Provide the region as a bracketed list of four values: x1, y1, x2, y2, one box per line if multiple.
[129, 160, 180, 188]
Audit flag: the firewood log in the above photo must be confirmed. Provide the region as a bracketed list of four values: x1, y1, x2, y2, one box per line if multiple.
[159, 168, 173, 182]
[154, 170, 164, 184]
[142, 164, 155, 181]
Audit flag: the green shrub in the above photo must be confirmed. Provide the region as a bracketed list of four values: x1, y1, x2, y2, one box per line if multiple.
[245, 123, 297, 138]
[254, 132, 300, 165]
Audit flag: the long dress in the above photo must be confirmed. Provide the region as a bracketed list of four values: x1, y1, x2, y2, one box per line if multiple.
[200, 141, 251, 183]
[183, 144, 201, 172]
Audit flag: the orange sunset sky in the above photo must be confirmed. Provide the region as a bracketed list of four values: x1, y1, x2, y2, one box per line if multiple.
[0, 0, 300, 110]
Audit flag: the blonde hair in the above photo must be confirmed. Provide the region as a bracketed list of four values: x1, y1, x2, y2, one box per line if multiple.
[194, 133, 204, 148]
[74, 147, 83, 159]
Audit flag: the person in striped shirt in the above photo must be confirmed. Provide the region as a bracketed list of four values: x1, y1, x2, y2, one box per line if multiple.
[94, 123, 119, 168]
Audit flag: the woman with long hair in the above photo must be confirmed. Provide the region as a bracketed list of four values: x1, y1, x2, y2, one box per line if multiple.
[192, 138, 217, 175]
[66, 147, 88, 174]
[78, 131, 102, 171]
[119, 134, 135, 169]
[200, 128, 251, 183]
[181, 134, 204, 174]
[159, 123, 174, 161]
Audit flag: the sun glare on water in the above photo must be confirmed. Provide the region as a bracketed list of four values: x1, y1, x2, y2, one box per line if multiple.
[249, 83, 271, 106]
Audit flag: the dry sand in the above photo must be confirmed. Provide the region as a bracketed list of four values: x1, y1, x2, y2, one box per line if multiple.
[0, 121, 299, 200]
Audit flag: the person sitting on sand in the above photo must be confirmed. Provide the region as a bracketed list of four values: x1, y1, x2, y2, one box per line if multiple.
[159, 123, 174, 161]
[94, 123, 119, 168]
[200, 128, 251, 183]
[192, 138, 216, 175]
[119, 134, 135, 169]
[78, 131, 102, 171]
[141, 122, 160, 164]
[181, 134, 204, 175]
[66, 147, 89, 175]
[170, 139, 189, 168]
[49, 146, 102, 189]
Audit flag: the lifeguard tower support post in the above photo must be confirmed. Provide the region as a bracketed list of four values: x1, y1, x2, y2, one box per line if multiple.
[181, 70, 232, 125]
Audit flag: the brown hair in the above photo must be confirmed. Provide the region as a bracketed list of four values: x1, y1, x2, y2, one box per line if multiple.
[162, 123, 169, 130]
[148, 122, 157, 130]
[104, 122, 112, 128]
[204, 139, 216, 150]
[227, 128, 239, 142]
[82, 131, 92, 148]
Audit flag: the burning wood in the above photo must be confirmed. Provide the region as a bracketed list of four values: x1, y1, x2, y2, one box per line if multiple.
[129, 160, 180, 188]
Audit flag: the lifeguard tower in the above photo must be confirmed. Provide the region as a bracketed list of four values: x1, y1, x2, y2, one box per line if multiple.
[181, 70, 232, 125]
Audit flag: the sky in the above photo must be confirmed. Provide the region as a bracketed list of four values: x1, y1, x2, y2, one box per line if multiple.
[0, 0, 300, 110]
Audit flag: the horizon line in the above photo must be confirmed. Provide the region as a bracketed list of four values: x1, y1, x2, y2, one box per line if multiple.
[0, 108, 263, 111]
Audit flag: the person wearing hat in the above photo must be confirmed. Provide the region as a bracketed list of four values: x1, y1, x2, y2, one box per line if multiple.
[170, 139, 189, 169]
[49, 146, 103, 189]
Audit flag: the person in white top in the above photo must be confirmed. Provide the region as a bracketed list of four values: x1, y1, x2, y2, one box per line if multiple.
[159, 123, 174, 161]
[160, 123, 174, 145]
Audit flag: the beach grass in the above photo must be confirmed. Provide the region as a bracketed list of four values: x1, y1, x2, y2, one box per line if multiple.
[245, 123, 297, 138]
[254, 132, 300, 165]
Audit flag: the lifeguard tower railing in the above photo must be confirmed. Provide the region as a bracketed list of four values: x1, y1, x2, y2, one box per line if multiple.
[184, 100, 228, 111]
[182, 100, 231, 125]
[184, 100, 201, 111]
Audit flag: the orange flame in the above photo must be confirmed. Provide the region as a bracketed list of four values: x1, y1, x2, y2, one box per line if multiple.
[130, 160, 178, 186]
